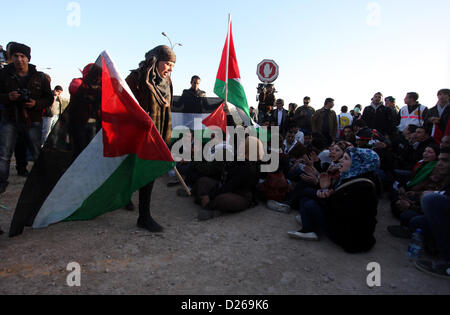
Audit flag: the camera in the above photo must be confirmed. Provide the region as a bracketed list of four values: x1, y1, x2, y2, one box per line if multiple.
[17, 89, 31, 103]
[257, 84, 266, 95]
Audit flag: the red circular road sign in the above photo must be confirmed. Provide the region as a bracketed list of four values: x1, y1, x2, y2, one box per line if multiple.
[257, 59, 279, 83]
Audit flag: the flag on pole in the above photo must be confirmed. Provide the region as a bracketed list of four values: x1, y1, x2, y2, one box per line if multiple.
[214, 17, 252, 127]
[202, 103, 227, 133]
[9, 51, 175, 236]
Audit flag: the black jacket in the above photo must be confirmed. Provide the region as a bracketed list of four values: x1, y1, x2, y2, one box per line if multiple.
[362, 105, 396, 136]
[326, 172, 379, 253]
[272, 108, 289, 135]
[424, 104, 450, 136]
[0, 63, 53, 123]
[177, 88, 209, 114]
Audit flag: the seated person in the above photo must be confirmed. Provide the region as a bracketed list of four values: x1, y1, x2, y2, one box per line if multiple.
[389, 146, 450, 237]
[287, 147, 381, 254]
[409, 180, 450, 279]
[282, 130, 298, 154]
[194, 136, 263, 221]
[340, 126, 356, 145]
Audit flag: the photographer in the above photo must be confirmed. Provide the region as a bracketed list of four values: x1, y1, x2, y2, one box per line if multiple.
[0, 43, 53, 194]
[257, 84, 276, 123]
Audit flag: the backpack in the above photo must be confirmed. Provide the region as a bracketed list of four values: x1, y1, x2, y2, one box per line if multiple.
[261, 172, 289, 202]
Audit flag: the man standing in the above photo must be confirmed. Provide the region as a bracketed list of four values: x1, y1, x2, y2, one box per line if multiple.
[425, 89, 450, 145]
[362, 92, 396, 136]
[257, 84, 276, 123]
[294, 96, 315, 133]
[177, 75, 208, 129]
[0, 43, 53, 194]
[0, 45, 6, 66]
[398, 92, 428, 133]
[385, 96, 400, 127]
[126, 45, 176, 233]
[273, 99, 289, 136]
[311, 98, 337, 145]
[337, 106, 353, 138]
[42, 85, 63, 145]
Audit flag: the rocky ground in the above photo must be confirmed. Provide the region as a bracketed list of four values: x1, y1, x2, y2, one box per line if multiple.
[0, 162, 449, 295]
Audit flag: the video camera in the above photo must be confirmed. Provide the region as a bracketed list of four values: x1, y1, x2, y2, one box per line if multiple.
[17, 89, 31, 103]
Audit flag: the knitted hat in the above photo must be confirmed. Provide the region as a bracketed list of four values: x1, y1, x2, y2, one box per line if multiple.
[10, 43, 31, 61]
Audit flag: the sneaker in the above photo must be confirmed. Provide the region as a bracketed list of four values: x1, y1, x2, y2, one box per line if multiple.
[296, 215, 303, 227]
[267, 200, 291, 214]
[287, 231, 319, 241]
[415, 260, 450, 280]
[387, 225, 412, 239]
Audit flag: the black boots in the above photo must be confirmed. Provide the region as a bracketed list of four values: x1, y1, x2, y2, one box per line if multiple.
[137, 181, 163, 233]
[137, 216, 163, 233]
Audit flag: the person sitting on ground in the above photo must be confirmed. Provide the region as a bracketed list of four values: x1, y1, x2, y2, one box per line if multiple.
[194, 136, 263, 221]
[287, 147, 381, 253]
[410, 178, 450, 279]
[353, 119, 367, 135]
[282, 130, 298, 154]
[389, 146, 449, 237]
[289, 125, 305, 145]
[340, 126, 356, 145]
[393, 124, 419, 173]
[407, 127, 437, 169]
[303, 130, 313, 147]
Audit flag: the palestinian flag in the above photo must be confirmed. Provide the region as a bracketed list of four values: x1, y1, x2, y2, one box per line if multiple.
[202, 103, 227, 133]
[432, 112, 450, 145]
[9, 51, 175, 237]
[171, 96, 223, 131]
[214, 19, 253, 127]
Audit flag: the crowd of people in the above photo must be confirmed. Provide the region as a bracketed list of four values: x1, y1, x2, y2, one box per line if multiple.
[173, 87, 450, 279]
[1, 41, 449, 280]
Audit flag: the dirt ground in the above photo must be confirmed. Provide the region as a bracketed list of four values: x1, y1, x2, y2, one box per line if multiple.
[0, 161, 449, 295]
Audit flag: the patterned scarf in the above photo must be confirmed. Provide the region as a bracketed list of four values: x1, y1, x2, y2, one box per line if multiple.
[339, 147, 380, 185]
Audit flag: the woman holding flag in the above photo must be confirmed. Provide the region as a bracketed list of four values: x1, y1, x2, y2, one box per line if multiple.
[126, 45, 176, 233]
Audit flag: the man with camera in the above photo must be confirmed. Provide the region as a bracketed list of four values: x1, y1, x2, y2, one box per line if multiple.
[0, 43, 53, 194]
[257, 84, 276, 123]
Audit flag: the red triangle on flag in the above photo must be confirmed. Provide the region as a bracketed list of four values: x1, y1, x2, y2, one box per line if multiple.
[202, 103, 227, 133]
[101, 56, 174, 162]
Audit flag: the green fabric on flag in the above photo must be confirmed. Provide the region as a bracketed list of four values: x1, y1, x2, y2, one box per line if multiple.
[65, 155, 175, 221]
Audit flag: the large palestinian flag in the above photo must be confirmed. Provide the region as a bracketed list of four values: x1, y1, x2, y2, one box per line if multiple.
[9, 51, 175, 237]
[214, 19, 253, 127]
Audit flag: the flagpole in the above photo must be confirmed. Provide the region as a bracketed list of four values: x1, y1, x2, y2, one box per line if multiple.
[224, 13, 231, 111]
[174, 167, 192, 196]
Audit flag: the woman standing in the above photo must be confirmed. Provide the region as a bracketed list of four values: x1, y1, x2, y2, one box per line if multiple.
[126, 45, 176, 232]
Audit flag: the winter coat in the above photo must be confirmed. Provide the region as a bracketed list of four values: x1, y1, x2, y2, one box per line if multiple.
[126, 71, 173, 145]
[362, 105, 396, 136]
[0, 63, 53, 123]
[325, 172, 379, 253]
[311, 107, 338, 140]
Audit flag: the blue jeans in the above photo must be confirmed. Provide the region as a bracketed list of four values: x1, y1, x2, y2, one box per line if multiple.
[410, 193, 450, 261]
[0, 120, 42, 189]
[299, 197, 326, 233]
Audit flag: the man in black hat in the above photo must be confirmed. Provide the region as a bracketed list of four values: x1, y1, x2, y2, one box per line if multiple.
[0, 43, 53, 194]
